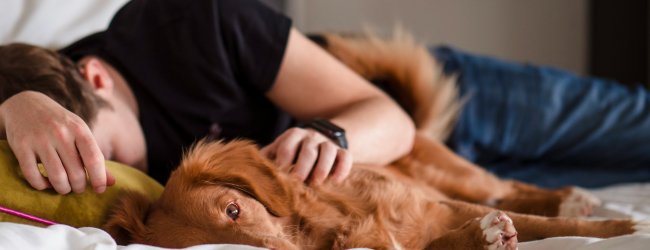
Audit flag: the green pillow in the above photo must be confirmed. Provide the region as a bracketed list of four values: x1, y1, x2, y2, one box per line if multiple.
[0, 140, 163, 228]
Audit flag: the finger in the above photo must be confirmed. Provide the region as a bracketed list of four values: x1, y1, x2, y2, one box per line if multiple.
[292, 138, 320, 181]
[14, 146, 50, 190]
[39, 146, 71, 194]
[259, 144, 275, 160]
[106, 169, 116, 186]
[57, 143, 88, 194]
[330, 148, 353, 184]
[75, 132, 107, 193]
[307, 142, 337, 185]
[274, 129, 306, 170]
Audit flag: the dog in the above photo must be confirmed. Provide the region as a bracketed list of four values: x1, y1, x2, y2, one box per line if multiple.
[102, 33, 649, 249]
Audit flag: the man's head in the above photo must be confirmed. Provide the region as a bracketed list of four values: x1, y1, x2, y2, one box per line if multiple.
[0, 43, 108, 125]
[0, 43, 147, 171]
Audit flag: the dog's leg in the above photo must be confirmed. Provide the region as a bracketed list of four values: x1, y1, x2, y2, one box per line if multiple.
[426, 211, 518, 250]
[391, 135, 600, 217]
[434, 201, 643, 243]
[493, 183, 601, 217]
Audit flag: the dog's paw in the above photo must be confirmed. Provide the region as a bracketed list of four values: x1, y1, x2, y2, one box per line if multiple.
[480, 211, 518, 250]
[558, 187, 602, 217]
[634, 220, 650, 235]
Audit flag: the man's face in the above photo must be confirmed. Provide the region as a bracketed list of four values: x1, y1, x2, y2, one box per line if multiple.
[79, 56, 148, 172]
[91, 95, 147, 172]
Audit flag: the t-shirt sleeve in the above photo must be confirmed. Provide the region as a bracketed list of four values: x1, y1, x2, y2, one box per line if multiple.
[217, 0, 292, 93]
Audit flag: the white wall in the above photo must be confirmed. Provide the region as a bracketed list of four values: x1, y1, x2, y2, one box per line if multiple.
[288, 0, 588, 74]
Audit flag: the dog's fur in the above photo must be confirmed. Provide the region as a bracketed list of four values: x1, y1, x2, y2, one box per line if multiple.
[102, 33, 648, 249]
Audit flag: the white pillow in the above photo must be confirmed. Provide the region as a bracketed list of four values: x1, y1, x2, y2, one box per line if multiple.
[0, 0, 128, 49]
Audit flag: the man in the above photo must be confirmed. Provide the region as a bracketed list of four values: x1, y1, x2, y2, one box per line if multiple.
[0, 0, 415, 194]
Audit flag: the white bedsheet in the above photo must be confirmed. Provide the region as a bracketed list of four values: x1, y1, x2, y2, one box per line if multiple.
[0, 223, 264, 250]
[518, 183, 650, 250]
[0, 183, 648, 250]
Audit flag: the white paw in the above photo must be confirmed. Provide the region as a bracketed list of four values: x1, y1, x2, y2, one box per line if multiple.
[559, 187, 602, 217]
[480, 211, 518, 250]
[634, 220, 650, 235]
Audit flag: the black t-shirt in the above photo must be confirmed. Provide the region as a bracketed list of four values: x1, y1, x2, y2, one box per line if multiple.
[61, 0, 293, 184]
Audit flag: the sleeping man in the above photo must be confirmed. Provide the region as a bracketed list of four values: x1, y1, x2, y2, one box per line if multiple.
[0, 0, 415, 195]
[1, 0, 649, 197]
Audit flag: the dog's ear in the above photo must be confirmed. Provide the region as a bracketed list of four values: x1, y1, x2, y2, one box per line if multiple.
[181, 140, 294, 217]
[102, 191, 152, 245]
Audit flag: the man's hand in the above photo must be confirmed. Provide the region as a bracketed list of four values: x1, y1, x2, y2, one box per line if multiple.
[260, 127, 353, 185]
[0, 91, 115, 194]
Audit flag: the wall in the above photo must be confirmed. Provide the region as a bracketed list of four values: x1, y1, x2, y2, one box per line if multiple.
[287, 0, 588, 74]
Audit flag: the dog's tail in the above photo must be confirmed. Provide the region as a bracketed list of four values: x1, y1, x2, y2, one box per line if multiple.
[310, 30, 461, 141]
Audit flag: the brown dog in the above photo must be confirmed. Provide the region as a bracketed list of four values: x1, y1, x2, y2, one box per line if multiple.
[102, 33, 648, 249]
[103, 137, 646, 249]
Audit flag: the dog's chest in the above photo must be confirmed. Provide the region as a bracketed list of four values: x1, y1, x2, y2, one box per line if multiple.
[335, 166, 445, 202]
[314, 167, 443, 223]
[307, 168, 444, 249]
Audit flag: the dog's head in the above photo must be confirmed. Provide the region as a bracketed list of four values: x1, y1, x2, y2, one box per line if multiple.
[102, 140, 298, 249]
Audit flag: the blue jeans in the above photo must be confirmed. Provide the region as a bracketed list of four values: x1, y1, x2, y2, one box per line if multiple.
[432, 46, 650, 188]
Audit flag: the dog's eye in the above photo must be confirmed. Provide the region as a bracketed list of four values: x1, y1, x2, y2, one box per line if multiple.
[226, 202, 240, 220]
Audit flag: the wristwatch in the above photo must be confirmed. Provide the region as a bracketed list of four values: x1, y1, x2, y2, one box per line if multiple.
[304, 119, 348, 149]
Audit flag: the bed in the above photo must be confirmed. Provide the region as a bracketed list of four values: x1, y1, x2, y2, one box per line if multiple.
[1, 0, 649, 249]
[0, 182, 649, 250]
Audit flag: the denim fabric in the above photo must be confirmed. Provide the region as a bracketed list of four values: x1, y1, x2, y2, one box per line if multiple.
[432, 46, 650, 188]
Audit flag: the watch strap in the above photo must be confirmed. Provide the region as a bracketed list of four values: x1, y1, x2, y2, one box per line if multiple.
[304, 119, 348, 149]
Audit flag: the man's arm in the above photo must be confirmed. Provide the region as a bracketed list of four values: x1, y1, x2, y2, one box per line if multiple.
[0, 91, 113, 194]
[261, 28, 415, 184]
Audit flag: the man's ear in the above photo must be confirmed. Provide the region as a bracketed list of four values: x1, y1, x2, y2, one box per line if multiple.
[79, 57, 114, 96]
[102, 191, 152, 245]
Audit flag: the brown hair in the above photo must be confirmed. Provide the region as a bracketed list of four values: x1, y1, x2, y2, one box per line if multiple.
[0, 43, 108, 124]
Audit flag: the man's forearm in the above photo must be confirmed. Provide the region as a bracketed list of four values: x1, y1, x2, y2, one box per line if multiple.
[331, 96, 415, 166]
